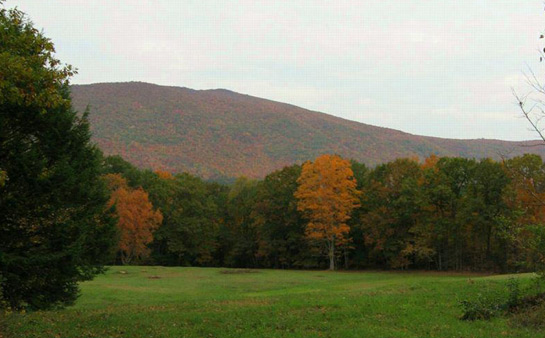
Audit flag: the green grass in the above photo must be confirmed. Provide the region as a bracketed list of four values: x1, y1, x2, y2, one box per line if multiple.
[2, 266, 543, 338]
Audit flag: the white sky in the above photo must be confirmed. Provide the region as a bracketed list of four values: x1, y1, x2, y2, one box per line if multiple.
[6, 1, 545, 140]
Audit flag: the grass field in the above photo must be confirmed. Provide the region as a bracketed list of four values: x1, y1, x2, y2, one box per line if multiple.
[1, 266, 543, 338]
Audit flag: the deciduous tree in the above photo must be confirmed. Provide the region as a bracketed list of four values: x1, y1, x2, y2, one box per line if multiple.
[504, 155, 545, 272]
[221, 177, 260, 267]
[253, 165, 310, 268]
[104, 174, 162, 264]
[151, 173, 220, 266]
[294, 154, 360, 270]
[359, 158, 424, 269]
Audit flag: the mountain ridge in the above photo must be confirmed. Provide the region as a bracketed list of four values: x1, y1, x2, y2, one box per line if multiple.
[70, 82, 545, 180]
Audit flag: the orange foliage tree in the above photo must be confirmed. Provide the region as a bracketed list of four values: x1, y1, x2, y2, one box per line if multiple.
[104, 174, 163, 264]
[155, 170, 174, 180]
[294, 154, 360, 270]
[504, 155, 545, 270]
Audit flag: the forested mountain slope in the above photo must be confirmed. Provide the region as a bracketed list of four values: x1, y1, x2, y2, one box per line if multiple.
[71, 82, 545, 179]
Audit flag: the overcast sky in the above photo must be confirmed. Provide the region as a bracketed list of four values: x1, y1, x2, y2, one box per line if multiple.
[7, 1, 545, 140]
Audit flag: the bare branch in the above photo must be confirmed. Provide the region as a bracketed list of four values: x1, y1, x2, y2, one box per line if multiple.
[513, 89, 545, 144]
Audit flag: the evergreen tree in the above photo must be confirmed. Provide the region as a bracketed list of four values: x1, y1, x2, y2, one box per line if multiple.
[0, 6, 116, 310]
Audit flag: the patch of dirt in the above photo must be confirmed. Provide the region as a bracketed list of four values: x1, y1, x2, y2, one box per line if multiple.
[217, 298, 271, 306]
[148, 275, 161, 279]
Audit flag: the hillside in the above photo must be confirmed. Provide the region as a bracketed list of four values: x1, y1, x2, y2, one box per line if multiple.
[71, 82, 545, 180]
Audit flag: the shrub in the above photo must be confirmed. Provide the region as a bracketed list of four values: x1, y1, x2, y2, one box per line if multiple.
[460, 291, 504, 320]
[461, 277, 545, 322]
[506, 277, 521, 309]
[509, 293, 545, 329]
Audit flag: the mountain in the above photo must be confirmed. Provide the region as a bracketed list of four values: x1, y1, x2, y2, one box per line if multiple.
[70, 82, 545, 180]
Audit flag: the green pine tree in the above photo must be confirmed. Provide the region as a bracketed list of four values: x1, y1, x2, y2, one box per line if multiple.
[0, 5, 117, 310]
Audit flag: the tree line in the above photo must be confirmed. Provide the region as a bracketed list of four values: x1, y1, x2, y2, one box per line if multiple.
[102, 153, 545, 275]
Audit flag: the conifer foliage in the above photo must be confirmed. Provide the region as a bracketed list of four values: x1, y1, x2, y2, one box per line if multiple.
[0, 6, 116, 310]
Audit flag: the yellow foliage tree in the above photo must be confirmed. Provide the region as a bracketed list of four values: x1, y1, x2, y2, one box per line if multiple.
[155, 170, 174, 180]
[294, 154, 360, 270]
[104, 174, 163, 264]
[0, 170, 6, 187]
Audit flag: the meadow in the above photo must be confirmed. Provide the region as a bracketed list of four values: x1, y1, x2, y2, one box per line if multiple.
[1, 266, 542, 338]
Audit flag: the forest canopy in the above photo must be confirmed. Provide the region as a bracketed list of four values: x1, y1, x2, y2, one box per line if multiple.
[101, 153, 545, 275]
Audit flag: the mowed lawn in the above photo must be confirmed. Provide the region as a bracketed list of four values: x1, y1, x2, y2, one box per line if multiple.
[1, 266, 542, 338]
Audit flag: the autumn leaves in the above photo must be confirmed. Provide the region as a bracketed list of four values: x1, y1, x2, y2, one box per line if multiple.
[101, 152, 545, 273]
[295, 154, 360, 270]
[104, 174, 162, 265]
[103, 154, 361, 270]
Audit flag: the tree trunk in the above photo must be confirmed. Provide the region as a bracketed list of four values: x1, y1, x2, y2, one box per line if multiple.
[121, 251, 132, 265]
[328, 239, 335, 270]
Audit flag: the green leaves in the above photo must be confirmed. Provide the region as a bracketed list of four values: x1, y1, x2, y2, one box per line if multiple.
[0, 7, 75, 111]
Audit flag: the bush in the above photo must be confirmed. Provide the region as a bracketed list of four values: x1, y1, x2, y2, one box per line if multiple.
[460, 291, 504, 320]
[460, 278, 526, 321]
[506, 277, 521, 308]
[520, 224, 545, 277]
[509, 293, 545, 329]
[460, 277, 545, 323]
